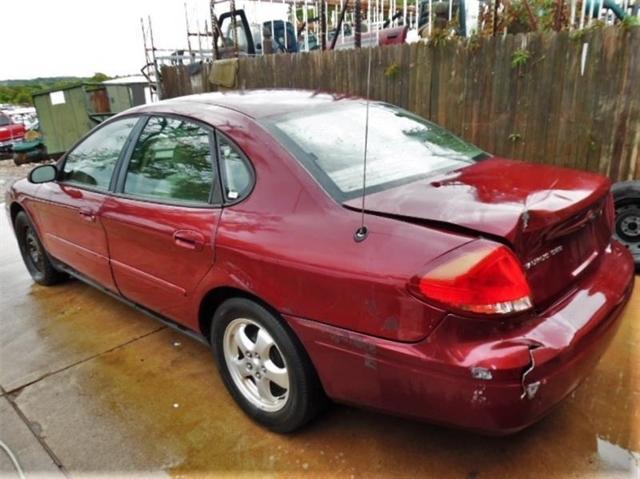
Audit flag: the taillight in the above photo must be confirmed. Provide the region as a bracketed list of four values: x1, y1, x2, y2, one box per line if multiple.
[410, 241, 533, 315]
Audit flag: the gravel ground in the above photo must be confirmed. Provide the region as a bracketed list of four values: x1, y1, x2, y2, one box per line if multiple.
[0, 159, 52, 200]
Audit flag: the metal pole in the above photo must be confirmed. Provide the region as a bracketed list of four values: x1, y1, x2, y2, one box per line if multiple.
[197, 19, 204, 60]
[579, 0, 587, 27]
[355, 0, 362, 47]
[325, 1, 329, 44]
[304, 0, 309, 50]
[230, 0, 239, 56]
[271, 0, 276, 52]
[283, 0, 289, 51]
[341, 0, 346, 42]
[321, 0, 327, 49]
[259, 17, 264, 54]
[140, 17, 149, 66]
[331, 0, 350, 48]
[148, 16, 158, 73]
[428, 0, 433, 35]
[570, 0, 577, 29]
[184, 3, 193, 57]
[209, 0, 220, 59]
[293, 0, 298, 51]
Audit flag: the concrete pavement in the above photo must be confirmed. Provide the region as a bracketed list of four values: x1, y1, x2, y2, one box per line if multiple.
[0, 208, 638, 478]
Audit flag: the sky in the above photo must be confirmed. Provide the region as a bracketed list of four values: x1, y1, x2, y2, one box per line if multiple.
[0, 0, 287, 80]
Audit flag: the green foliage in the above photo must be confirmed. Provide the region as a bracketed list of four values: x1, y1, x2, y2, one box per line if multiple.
[89, 72, 110, 83]
[466, 32, 481, 51]
[511, 48, 531, 68]
[570, 28, 588, 41]
[0, 73, 111, 106]
[384, 62, 401, 78]
[620, 15, 640, 30]
[428, 28, 452, 46]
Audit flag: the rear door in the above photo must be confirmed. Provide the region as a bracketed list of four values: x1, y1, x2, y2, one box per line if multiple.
[100, 115, 222, 323]
[35, 116, 139, 290]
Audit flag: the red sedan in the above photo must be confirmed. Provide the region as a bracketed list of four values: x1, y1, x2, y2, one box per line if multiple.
[6, 90, 635, 434]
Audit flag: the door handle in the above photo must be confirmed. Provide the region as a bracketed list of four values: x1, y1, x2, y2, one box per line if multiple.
[173, 230, 205, 251]
[79, 207, 96, 222]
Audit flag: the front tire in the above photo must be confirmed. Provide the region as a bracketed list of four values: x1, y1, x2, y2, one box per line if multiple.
[14, 211, 65, 285]
[211, 298, 325, 433]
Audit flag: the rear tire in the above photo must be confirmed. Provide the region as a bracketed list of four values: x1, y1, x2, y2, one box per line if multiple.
[211, 297, 326, 433]
[612, 181, 640, 270]
[14, 211, 66, 285]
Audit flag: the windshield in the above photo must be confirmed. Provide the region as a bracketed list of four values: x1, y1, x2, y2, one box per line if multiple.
[265, 102, 487, 201]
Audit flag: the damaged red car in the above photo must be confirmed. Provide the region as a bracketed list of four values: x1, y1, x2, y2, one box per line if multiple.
[6, 90, 635, 434]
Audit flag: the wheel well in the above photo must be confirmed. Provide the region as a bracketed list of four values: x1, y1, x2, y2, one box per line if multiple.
[9, 202, 24, 226]
[198, 287, 282, 342]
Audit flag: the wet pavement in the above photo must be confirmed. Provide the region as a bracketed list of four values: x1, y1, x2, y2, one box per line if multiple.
[0, 161, 50, 200]
[0, 208, 638, 478]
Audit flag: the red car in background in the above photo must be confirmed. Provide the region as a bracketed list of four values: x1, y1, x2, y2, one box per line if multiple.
[6, 90, 635, 434]
[0, 112, 26, 153]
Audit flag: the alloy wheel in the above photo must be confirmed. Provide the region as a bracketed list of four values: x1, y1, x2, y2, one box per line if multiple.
[223, 317, 290, 412]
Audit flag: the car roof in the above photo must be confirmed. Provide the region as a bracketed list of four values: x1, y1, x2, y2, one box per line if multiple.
[138, 89, 358, 120]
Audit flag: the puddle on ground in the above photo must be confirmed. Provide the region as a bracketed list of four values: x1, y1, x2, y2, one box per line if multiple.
[596, 436, 640, 474]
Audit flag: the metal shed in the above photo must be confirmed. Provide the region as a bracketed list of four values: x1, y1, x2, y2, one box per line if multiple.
[32, 82, 146, 155]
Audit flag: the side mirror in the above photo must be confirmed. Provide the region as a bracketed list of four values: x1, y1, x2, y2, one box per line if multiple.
[28, 164, 57, 184]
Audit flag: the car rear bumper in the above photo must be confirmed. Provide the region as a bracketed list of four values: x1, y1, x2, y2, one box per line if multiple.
[285, 240, 635, 434]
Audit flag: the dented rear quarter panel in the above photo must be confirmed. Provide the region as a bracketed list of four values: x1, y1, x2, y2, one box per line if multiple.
[285, 241, 634, 433]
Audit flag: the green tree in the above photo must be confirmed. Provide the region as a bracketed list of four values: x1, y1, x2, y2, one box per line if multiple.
[89, 72, 110, 83]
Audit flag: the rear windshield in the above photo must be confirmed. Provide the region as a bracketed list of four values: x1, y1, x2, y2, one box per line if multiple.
[264, 102, 487, 201]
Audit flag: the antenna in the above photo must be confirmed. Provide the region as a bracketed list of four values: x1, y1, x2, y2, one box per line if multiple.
[354, 45, 373, 243]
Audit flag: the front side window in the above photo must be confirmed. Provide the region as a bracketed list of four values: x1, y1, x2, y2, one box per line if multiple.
[62, 117, 137, 190]
[124, 116, 215, 204]
[265, 103, 487, 201]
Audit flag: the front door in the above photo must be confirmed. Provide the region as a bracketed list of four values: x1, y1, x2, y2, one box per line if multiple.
[36, 117, 139, 290]
[100, 115, 222, 323]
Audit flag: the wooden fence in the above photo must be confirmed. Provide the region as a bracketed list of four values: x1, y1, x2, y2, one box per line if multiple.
[161, 26, 640, 181]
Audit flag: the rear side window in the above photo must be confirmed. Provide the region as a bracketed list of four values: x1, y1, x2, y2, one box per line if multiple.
[62, 117, 137, 190]
[123, 116, 216, 204]
[218, 134, 253, 202]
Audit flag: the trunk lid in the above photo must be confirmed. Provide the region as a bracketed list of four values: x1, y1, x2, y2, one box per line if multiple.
[343, 158, 613, 306]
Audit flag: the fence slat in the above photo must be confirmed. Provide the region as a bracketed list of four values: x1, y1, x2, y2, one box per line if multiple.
[160, 27, 639, 181]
